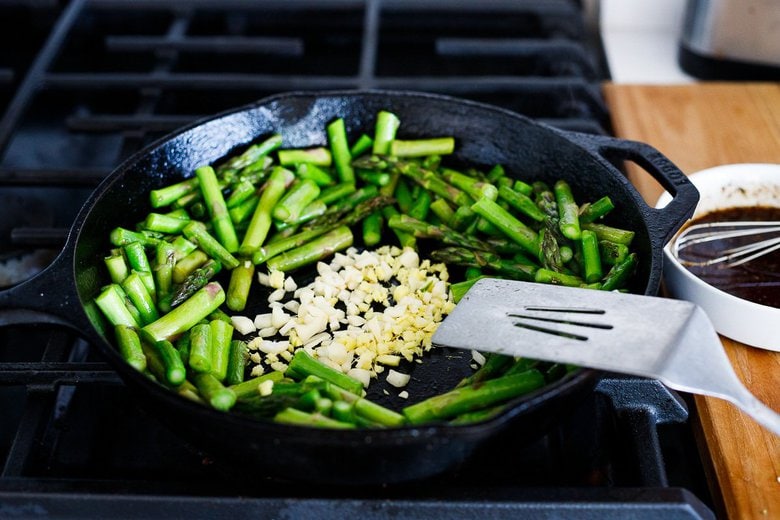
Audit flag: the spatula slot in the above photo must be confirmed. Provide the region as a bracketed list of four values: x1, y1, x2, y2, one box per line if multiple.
[512, 321, 589, 341]
[508, 309, 615, 342]
[508, 313, 614, 330]
[522, 306, 606, 315]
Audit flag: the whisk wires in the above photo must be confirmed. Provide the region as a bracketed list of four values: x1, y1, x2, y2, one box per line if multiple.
[673, 221, 780, 268]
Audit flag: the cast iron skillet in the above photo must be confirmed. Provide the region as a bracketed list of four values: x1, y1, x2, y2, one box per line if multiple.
[0, 91, 699, 484]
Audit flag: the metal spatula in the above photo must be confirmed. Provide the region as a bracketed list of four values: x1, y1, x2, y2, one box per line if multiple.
[432, 278, 780, 436]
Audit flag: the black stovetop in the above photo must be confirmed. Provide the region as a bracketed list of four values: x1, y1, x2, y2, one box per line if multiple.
[0, 1, 716, 518]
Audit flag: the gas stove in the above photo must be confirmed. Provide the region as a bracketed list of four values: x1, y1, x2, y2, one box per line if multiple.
[1, 1, 716, 518]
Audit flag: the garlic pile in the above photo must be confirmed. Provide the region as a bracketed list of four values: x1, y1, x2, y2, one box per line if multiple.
[231, 246, 455, 389]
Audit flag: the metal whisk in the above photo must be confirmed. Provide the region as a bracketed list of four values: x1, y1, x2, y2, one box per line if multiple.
[673, 221, 780, 268]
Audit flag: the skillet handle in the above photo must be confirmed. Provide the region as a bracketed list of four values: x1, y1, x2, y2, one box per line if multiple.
[0, 249, 84, 331]
[578, 134, 700, 244]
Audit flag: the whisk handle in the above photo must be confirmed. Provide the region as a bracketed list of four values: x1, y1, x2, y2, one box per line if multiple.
[578, 134, 700, 244]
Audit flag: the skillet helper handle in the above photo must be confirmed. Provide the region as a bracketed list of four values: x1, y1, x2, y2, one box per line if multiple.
[0, 250, 82, 330]
[580, 134, 700, 244]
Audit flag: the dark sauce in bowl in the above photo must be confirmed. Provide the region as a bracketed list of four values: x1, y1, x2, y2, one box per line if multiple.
[676, 206, 780, 308]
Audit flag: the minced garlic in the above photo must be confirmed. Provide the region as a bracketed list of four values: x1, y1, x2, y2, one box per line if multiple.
[242, 246, 455, 388]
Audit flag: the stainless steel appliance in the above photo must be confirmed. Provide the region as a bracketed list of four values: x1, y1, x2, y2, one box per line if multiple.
[680, 0, 780, 79]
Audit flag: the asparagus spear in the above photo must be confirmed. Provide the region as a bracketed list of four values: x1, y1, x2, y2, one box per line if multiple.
[121, 271, 159, 325]
[239, 166, 295, 256]
[278, 147, 332, 167]
[408, 189, 432, 221]
[210, 318, 234, 382]
[579, 195, 615, 223]
[170, 258, 222, 307]
[142, 282, 225, 343]
[372, 110, 400, 155]
[272, 178, 321, 223]
[149, 177, 199, 208]
[114, 324, 147, 372]
[497, 185, 546, 222]
[317, 182, 357, 205]
[286, 349, 364, 395]
[252, 195, 390, 264]
[470, 197, 541, 258]
[171, 190, 201, 211]
[429, 198, 455, 226]
[580, 229, 603, 283]
[172, 249, 208, 284]
[188, 323, 212, 374]
[182, 221, 239, 270]
[296, 162, 334, 187]
[274, 407, 356, 429]
[402, 369, 546, 424]
[226, 259, 254, 311]
[430, 247, 537, 280]
[440, 167, 498, 202]
[534, 268, 585, 287]
[362, 210, 383, 246]
[396, 161, 473, 207]
[382, 205, 416, 249]
[601, 252, 638, 291]
[169, 236, 197, 262]
[220, 134, 283, 171]
[449, 275, 493, 303]
[229, 371, 285, 400]
[599, 240, 629, 266]
[487, 164, 505, 183]
[513, 179, 534, 197]
[387, 214, 493, 252]
[123, 241, 156, 297]
[327, 117, 355, 184]
[104, 254, 129, 285]
[538, 228, 564, 273]
[95, 284, 140, 328]
[153, 241, 175, 300]
[455, 352, 514, 388]
[450, 205, 476, 232]
[349, 133, 373, 157]
[581, 222, 635, 246]
[228, 194, 260, 225]
[390, 137, 455, 158]
[195, 165, 239, 253]
[393, 178, 414, 214]
[175, 334, 190, 369]
[554, 180, 581, 240]
[193, 372, 237, 412]
[141, 337, 187, 387]
[143, 212, 190, 234]
[266, 226, 353, 272]
[356, 169, 391, 187]
[317, 379, 406, 427]
[225, 339, 248, 386]
[225, 179, 256, 209]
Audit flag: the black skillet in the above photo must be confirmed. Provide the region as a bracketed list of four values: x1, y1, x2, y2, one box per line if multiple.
[0, 90, 699, 484]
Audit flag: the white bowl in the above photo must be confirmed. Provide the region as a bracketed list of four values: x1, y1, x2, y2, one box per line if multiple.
[656, 163, 780, 351]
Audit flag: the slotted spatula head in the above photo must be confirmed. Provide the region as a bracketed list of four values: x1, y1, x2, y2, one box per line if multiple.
[432, 278, 780, 436]
[433, 278, 699, 379]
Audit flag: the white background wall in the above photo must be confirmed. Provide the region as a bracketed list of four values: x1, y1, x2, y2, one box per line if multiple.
[600, 0, 695, 83]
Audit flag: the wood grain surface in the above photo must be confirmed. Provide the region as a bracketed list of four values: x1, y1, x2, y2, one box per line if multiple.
[603, 82, 780, 520]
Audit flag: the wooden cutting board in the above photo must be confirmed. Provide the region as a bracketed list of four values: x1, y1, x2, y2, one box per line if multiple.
[603, 83, 780, 520]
